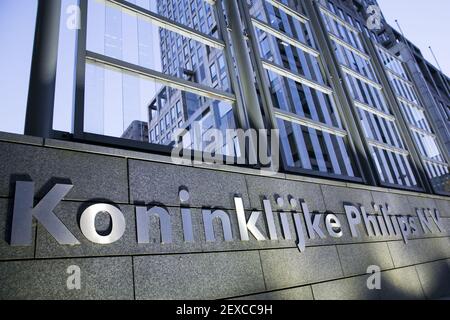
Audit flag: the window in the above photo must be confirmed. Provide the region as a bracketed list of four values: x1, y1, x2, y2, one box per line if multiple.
[210, 63, 218, 83]
[53, 0, 79, 133]
[249, 0, 360, 180]
[319, 5, 420, 189]
[81, 0, 238, 156]
[176, 101, 183, 116]
[376, 45, 449, 194]
[0, 0, 38, 134]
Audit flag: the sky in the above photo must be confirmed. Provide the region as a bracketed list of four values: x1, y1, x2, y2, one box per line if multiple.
[377, 0, 450, 77]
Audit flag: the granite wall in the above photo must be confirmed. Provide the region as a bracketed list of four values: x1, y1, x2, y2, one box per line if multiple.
[0, 132, 449, 300]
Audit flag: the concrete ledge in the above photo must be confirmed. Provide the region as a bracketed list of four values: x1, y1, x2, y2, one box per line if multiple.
[0, 131, 43, 146]
[2, 135, 439, 202]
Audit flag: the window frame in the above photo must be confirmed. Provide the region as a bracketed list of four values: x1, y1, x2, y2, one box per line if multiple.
[70, 0, 245, 161]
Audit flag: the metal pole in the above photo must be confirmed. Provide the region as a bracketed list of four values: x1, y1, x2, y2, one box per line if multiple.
[25, 0, 62, 138]
[222, 0, 265, 131]
[428, 46, 443, 74]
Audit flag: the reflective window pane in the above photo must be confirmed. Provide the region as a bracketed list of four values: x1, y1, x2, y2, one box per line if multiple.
[87, 0, 230, 92]
[123, 0, 219, 38]
[53, 0, 79, 133]
[0, 0, 38, 134]
[84, 61, 237, 155]
[376, 45, 449, 193]
[249, 0, 359, 179]
[320, 5, 419, 188]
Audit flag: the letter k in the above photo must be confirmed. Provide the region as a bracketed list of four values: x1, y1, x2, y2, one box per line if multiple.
[11, 181, 80, 246]
[234, 197, 266, 241]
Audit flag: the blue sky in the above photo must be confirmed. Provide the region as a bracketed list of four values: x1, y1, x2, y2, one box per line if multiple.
[377, 0, 450, 77]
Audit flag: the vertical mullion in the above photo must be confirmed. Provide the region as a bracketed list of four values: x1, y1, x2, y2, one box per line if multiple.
[25, 0, 62, 138]
[74, 0, 88, 138]
[214, 0, 249, 132]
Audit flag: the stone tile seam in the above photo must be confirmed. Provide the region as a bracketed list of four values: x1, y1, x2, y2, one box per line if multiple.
[333, 244, 346, 278]
[4, 234, 450, 263]
[4, 239, 450, 267]
[257, 250, 268, 292]
[384, 240, 396, 270]
[1, 254, 449, 300]
[413, 264, 428, 299]
[223, 258, 450, 300]
[131, 256, 136, 300]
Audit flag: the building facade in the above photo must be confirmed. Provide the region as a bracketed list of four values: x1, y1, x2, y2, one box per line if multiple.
[0, 0, 449, 300]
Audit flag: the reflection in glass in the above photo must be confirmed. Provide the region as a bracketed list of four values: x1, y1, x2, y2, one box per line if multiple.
[87, 0, 230, 91]
[85, 61, 237, 155]
[0, 0, 38, 134]
[320, 4, 420, 188]
[376, 45, 449, 193]
[84, 0, 238, 157]
[250, 0, 359, 179]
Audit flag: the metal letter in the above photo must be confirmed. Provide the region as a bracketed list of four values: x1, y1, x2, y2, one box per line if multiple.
[416, 208, 433, 233]
[263, 200, 278, 240]
[397, 216, 410, 244]
[376, 215, 389, 237]
[181, 208, 194, 243]
[235, 198, 265, 241]
[136, 206, 172, 244]
[279, 212, 292, 240]
[361, 206, 381, 237]
[431, 209, 445, 232]
[344, 205, 362, 238]
[11, 181, 79, 246]
[202, 209, 233, 242]
[408, 216, 419, 236]
[293, 213, 306, 253]
[301, 201, 325, 240]
[325, 213, 343, 238]
[80, 204, 126, 244]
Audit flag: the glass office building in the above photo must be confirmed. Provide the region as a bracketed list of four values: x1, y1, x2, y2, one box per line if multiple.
[2, 0, 450, 302]
[0, 0, 449, 195]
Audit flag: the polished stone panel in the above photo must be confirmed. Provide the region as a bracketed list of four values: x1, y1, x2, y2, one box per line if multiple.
[0, 142, 128, 202]
[260, 246, 343, 290]
[337, 242, 394, 276]
[129, 160, 250, 210]
[0, 198, 35, 260]
[0, 257, 133, 300]
[134, 251, 265, 300]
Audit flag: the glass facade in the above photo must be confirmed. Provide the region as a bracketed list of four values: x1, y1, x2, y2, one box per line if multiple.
[83, 0, 238, 156]
[0, 0, 449, 194]
[319, 2, 419, 188]
[0, 0, 38, 134]
[376, 44, 450, 193]
[249, 0, 360, 179]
